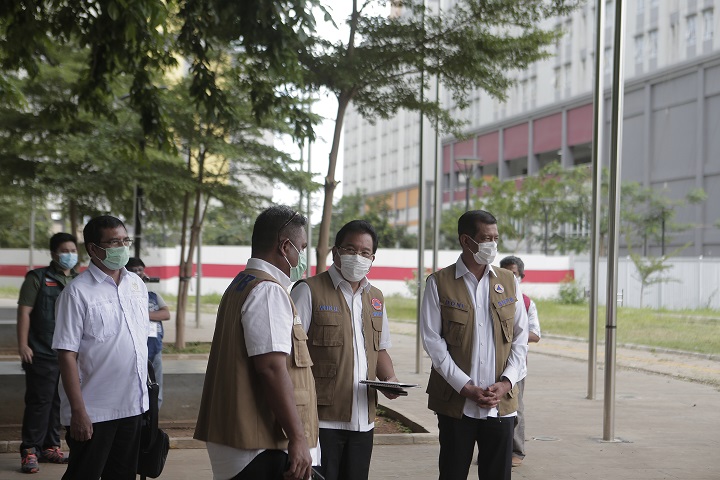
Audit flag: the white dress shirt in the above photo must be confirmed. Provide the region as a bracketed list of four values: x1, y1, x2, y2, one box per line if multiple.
[290, 264, 392, 432]
[206, 258, 319, 480]
[421, 256, 528, 419]
[527, 297, 541, 339]
[52, 262, 150, 425]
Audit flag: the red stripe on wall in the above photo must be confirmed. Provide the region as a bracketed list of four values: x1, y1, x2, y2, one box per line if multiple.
[1, 264, 573, 284]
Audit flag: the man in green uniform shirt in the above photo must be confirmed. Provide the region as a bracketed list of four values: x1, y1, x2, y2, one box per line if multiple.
[17, 232, 79, 473]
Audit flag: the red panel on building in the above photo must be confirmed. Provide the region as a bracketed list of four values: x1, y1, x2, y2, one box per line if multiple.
[503, 123, 529, 160]
[453, 138, 475, 161]
[476, 132, 499, 165]
[567, 103, 593, 146]
[443, 145, 453, 173]
[533, 113, 562, 154]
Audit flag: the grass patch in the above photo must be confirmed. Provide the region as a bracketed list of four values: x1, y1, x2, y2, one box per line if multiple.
[386, 295, 720, 355]
[0, 286, 19, 299]
[162, 342, 212, 354]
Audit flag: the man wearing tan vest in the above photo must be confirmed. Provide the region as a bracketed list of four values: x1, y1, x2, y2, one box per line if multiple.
[421, 210, 529, 480]
[291, 220, 399, 480]
[194, 206, 319, 480]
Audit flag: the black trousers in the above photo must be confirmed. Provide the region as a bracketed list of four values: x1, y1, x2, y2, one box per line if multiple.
[318, 428, 374, 480]
[231, 449, 288, 480]
[62, 414, 142, 480]
[437, 414, 514, 480]
[21, 358, 61, 452]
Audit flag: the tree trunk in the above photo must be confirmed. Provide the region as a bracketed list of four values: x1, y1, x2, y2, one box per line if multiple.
[175, 190, 191, 350]
[68, 199, 78, 242]
[316, 94, 351, 272]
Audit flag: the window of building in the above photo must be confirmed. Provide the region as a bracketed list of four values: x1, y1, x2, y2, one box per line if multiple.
[649, 0, 658, 9]
[687, 15, 697, 47]
[564, 64, 572, 92]
[648, 29, 658, 59]
[703, 9, 714, 42]
[553, 67, 561, 91]
[635, 35, 644, 64]
[637, 0, 644, 15]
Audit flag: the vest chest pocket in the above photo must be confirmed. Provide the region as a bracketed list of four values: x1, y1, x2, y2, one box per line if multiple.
[441, 304, 470, 346]
[311, 363, 337, 406]
[292, 324, 313, 368]
[494, 303, 515, 343]
[371, 314, 383, 351]
[311, 313, 343, 347]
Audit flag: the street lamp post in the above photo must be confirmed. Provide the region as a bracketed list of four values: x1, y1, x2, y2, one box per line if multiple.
[455, 157, 482, 212]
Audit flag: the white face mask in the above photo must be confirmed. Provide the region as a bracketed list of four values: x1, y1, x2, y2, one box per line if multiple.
[468, 238, 497, 265]
[339, 254, 373, 282]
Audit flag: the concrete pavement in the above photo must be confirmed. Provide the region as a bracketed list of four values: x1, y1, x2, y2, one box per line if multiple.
[1, 298, 719, 479]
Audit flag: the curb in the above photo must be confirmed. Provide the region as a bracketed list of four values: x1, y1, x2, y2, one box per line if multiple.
[166, 433, 439, 449]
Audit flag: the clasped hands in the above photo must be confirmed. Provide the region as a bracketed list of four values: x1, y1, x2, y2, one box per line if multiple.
[460, 378, 512, 409]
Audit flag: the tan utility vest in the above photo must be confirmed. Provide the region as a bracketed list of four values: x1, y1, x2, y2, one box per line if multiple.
[297, 271, 384, 422]
[194, 269, 319, 450]
[426, 264, 519, 418]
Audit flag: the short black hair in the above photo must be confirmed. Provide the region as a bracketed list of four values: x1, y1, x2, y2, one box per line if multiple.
[335, 220, 379, 253]
[458, 210, 497, 238]
[500, 255, 525, 279]
[49, 232, 77, 252]
[83, 215, 126, 246]
[126, 257, 145, 269]
[251, 206, 307, 256]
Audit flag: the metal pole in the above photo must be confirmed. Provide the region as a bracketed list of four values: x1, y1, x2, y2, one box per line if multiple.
[661, 218, 665, 256]
[465, 169, 470, 212]
[604, 0, 627, 442]
[432, 4, 442, 274]
[307, 129, 313, 276]
[134, 186, 143, 258]
[588, 0, 606, 400]
[416, 0, 426, 375]
[195, 223, 202, 328]
[543, 206, 549, 256]
[28, 198, 35, 271]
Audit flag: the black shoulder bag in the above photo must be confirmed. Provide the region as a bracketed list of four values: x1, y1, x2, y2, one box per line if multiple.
[137, 361, 170, 479]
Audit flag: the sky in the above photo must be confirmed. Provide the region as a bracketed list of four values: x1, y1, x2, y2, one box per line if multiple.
[271, 3, 380, 224]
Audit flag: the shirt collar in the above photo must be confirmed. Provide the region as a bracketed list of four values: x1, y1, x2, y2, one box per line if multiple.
[87, 261, 128, 284]
[329, 264, 370, 292]
[455, 255, 497, 280]
[246, 258, 292, 289]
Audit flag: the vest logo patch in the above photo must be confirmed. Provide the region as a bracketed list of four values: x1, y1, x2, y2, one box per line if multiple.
[318, 305, 340, 312]
[494, 284, 504, 294]
[497, 297, 516, 308]
[442, 299, 466, 310]
[372, 312, 383, 317]
[233, 273, 256, 292]
[44, 278, 58, 287]
[371, 298, 382, 311]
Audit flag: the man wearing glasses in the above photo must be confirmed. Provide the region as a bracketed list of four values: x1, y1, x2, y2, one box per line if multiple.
[53, 215, 150, 480]
[290, 220, 399, 480]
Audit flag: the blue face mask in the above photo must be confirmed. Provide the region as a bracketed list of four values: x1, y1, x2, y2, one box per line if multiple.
[57, 252, 78, 270]
[94, 244, 130, 271]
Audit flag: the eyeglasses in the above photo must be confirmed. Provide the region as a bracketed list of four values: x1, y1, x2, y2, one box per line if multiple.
[97, 238, 133, 248]
[336, 245, 374, 260]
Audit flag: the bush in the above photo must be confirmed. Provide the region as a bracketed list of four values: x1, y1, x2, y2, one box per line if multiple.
[558, 275, 586, 305]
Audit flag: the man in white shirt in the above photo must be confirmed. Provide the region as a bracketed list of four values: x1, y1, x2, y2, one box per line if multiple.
[421, 210, 529, 480]
[53, 215, 149, 480]
[291, 220, 399, 480]
[194, 206, 319, 480]
[500, 255, 541, 468]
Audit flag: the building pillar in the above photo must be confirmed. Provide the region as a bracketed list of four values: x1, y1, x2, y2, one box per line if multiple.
[561, 109, 574, 167]
[696, 67, 705, 256]
[527, 118, 538, 175]
[498, 128, 506, 180]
